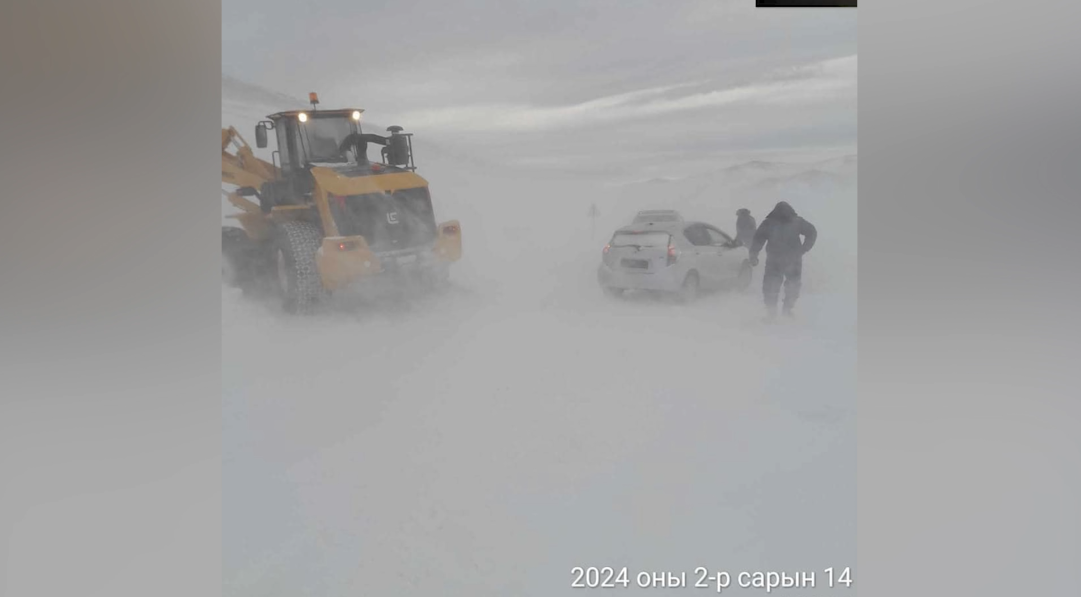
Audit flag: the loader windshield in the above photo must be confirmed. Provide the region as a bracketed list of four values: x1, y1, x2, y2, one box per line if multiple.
[298, 115, 360, 164]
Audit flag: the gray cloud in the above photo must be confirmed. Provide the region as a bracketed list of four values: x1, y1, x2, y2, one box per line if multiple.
[223, 0, 856, 180]
[396, 55, 855, 133]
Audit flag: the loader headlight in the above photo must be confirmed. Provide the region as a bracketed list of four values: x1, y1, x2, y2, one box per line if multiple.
[298, 112, 308, 123]
[352, 111, 362, 121]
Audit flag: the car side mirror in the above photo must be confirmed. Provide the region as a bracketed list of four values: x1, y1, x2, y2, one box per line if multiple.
[255, 124, 268, 149]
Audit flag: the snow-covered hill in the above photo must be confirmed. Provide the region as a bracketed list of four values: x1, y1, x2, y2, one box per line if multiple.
[222, 76, 856, 597]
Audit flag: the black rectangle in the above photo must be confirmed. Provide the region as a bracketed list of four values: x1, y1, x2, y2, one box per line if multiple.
[621, 259, 649, 269]
[757, 0, 856, 6]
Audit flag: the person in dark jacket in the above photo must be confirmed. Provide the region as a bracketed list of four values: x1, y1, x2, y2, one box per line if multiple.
[748, 201, 817, 319]
[735, 208, 757, 248]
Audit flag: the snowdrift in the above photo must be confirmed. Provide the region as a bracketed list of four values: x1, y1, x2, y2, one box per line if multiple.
[222, 76, 857, 597]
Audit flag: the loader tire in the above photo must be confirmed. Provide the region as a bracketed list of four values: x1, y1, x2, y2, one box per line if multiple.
[273, 221, 326, 314]
[222, 228, 243, 287]
[222, 226, 260, 291]
[424, 263, 451, 294]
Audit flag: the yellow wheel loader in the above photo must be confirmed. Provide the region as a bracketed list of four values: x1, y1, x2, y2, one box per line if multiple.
[222, 93, 462, 314]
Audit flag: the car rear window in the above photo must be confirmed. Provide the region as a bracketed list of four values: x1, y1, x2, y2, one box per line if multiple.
[611, 231, 671, 247]
[634, 214, 679, 223]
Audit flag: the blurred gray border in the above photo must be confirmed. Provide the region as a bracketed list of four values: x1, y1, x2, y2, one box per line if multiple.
[0, 1, 222, 596]
[860, 0, 1081, 595]
[2, 1, 1080, 596]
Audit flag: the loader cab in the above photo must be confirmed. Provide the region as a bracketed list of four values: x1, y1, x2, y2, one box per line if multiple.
[255, 108, 366, 176]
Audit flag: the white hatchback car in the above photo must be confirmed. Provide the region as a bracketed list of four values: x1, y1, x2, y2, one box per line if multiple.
[597, 220, 752, 300]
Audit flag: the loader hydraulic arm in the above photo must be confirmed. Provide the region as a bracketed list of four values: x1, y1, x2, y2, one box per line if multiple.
[222, 126, 279, 213]
[222, 127, 277, 190]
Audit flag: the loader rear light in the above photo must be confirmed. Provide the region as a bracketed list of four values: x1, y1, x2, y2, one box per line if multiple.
[442, 224, 460, 235]
[298, 112, 308, 123]
[337, 241, 359, 251]
[352, 110, 362, 121]
[667, 244, 678, 266]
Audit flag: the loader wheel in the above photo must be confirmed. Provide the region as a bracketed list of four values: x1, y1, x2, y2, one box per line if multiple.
[222, 227, 252, 289]
[424, 263, 451, 294]
[222, 253, 238, 287]
[273, 221, 326, 314]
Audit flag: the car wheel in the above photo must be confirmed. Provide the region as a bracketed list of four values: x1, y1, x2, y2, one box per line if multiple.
[678, 271, 700, 303]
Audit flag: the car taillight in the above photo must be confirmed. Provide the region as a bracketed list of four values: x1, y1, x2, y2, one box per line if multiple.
[667, 244, 677, 266]
[603, 244, 610, 254]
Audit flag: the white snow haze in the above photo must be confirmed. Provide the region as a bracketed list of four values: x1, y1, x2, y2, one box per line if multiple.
[222, 3, 857, 595]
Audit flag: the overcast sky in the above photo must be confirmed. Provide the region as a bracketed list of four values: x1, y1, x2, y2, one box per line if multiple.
[223, 0, 856, 182]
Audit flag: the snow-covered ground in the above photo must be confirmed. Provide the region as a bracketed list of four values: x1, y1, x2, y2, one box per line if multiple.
[223, 79, 857, 596]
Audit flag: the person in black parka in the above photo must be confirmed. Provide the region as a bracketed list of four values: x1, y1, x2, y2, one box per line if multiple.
[735, 208, 757, 248]
[748, 201, 817, 319]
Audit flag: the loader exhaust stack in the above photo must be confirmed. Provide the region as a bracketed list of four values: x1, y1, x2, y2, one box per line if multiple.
[382, 125, 416, 171]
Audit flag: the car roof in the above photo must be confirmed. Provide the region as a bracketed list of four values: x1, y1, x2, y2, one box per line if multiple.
[616, 220, 728, 234]
[615, 221, 694, 234]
